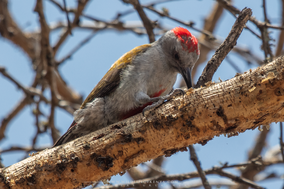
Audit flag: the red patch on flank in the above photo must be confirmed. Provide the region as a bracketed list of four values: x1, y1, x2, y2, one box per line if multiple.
[120, 88, 166, 120]
[150, 88, 166, 98]
[172, 27, 200, 55]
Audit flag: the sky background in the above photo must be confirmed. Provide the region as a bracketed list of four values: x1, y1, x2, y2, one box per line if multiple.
[0, 0, 283, 188]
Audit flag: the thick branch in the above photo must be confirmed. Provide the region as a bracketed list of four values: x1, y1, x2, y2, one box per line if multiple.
[1, 56, 284, 188]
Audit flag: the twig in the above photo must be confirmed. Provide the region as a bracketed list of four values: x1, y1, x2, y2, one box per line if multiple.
[116, 0, 215, 39]
[53, 0, 89, 54]
[280, 122, 284, 162]
[179, 180, 234, 189]
[232, 46, 264, 65]
[35, 0, 61, 144]
[262, 0, 268, 23]
[49, 102, 60, 143]
[217, 0, 261, 39]
[0, 97, 29, 141]
[188, 1, 225, 85]
[93, 158, 278, 189]
[0, 146, 46, 153]
[217, 0, 284, 30]
[144, 6, 215, 40]
[275, 0, 284, 57]
[115, 0, 180, 19]
[57, 30, 98, 65]
[0, 67, 49, 103]
[128, 0, 155, 42]
[48, 0, 64, 11]
[226, 56, 242, 73]
[196, 8, 252, 88]
[235, 127, 269, 189]
[0, 0, 36, 59]
[145, 156, 165, 176]
[214, 169, 264, 189]
[188, 145, 211, 189]
[260, 0, 273, 61]
[63, 0, 72, 35]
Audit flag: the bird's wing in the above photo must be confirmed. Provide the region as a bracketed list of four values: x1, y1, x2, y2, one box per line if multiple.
[80, 44, 151, 109]
[53, 44, 152, 147]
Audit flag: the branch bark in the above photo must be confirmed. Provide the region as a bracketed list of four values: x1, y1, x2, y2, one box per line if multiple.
[1, 56, 284, 188]
[196, 8, 252, 88]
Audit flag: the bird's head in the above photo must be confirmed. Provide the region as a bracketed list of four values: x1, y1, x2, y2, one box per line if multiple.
[158, 27, 199, 88]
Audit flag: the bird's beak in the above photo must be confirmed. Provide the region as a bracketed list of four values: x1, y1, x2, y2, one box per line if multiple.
[180, 67, 192, 89]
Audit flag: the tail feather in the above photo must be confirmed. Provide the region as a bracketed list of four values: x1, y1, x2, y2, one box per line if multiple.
[53, 120, 77, 147]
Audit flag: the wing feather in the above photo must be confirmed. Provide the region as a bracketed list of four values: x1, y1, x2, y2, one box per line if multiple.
[80, 44, 151, 109]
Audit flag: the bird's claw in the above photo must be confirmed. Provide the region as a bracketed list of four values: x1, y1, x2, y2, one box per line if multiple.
[142, 98, 164, 116]
[169, 88, 186, 98]
[142, 88, 186, 117]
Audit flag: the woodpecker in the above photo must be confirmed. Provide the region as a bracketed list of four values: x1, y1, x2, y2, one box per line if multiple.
[53, 27, 199, 146]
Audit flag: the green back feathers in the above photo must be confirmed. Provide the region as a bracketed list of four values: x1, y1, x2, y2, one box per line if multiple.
[80, 44, 151, 109]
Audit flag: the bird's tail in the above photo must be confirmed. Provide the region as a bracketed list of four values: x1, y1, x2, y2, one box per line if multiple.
[53, 120, 77, 147]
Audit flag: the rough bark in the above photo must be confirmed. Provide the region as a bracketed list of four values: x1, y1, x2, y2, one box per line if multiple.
[1, 56, 284, 189]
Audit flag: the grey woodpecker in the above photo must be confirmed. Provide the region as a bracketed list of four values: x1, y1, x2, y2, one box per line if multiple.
[53, 27, 199, 146]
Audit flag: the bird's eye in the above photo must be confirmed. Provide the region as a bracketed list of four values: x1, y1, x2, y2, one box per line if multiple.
[174, 52, 180, 61]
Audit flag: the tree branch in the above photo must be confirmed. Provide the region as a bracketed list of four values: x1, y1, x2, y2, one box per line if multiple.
[1, 55, 284, 188]
[128, 0, 155, 43]
[53, 0, 89, 54]
[196, 8, 252, 88]
[189, 145, 211, 189]
[0, 0, 37, 59]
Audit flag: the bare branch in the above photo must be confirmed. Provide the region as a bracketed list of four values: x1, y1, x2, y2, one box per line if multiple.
[95, 158, 280, 189]
[127, 0, 155, 43]
[0, 146, 46, 154]
[56, 31, 97, 65]
[63, 0, 72, 35]
[189, 145, 211, 189]
[196, 8, 252, 88]
[53, 0, 89, 54]
[217, 0, 284, 30]
[214, 170, 264, 189]
[275, 0, 284, 57]
[0, 97, 29, 141]
[280, 122, 284, 162]
[2, 56, 284, 188]
[0, 0, 37, 59]
[0, 67, 49, 103]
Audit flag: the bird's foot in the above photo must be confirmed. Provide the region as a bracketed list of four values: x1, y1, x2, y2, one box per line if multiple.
[142, 88, 186, 116]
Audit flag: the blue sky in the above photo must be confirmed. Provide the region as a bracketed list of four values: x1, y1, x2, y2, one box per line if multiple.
[0, 0, 283, 188]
